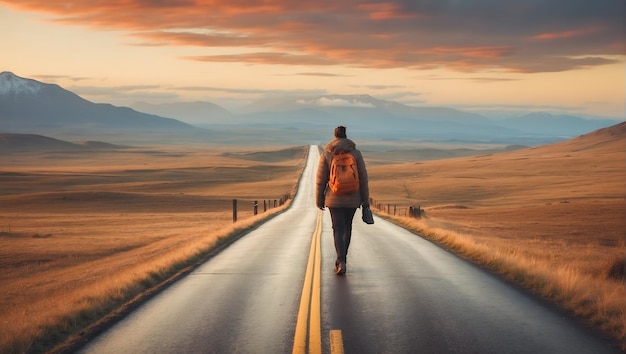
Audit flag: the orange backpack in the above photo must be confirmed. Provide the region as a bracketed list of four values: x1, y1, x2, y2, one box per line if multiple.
[329, 152, 360, 195]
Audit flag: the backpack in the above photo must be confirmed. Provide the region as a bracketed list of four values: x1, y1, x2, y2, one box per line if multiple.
[328, 152, 360, 195]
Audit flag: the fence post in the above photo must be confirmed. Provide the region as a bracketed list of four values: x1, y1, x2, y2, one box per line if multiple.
[254, 201, 258, 215]
[232, 199, 237, 223]
[263, 200, 267, 212]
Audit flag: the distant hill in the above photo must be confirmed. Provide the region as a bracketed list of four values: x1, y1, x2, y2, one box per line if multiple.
[0, 72, 197, 138]
[0, 133, 129, 152]
[525, 120, 626, 154]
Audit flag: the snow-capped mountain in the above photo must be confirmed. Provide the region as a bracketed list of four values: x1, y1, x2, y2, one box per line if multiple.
[0, 72, 196, 137]
[0, 71, 43, 96]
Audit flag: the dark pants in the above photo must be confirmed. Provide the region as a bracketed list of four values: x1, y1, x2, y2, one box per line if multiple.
[329, 207, 357, 264]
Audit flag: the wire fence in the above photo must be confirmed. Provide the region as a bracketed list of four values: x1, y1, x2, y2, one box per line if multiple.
[370, 198, 422, 219]
[232, 193, 292, 222]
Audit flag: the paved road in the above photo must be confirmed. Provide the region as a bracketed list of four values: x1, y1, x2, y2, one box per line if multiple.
[77, 145, 620, 354]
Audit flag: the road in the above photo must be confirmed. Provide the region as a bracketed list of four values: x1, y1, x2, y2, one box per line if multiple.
[77, 145, 620, 354]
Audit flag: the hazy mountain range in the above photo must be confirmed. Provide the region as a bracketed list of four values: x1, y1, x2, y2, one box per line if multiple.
[1, 71, 621, 146]
[0, 72, 195, 140]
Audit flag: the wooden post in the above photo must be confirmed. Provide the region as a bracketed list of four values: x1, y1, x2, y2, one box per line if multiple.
[254, 201, 258, 215]
[232, 199, 237, 223]
[263, 200, 267, 212]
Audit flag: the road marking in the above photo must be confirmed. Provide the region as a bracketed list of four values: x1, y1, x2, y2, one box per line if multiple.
[329, 330, 344, 354]
[293, 210, 323, 354]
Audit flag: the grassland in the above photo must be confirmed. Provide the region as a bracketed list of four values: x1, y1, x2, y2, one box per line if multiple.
[366, 122, 626, 349]
[1, 122, 624, 353]
[0, 144, 308, 353]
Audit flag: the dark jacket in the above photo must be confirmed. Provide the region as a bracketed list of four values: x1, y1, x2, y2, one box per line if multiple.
[316, 138, 370, 209]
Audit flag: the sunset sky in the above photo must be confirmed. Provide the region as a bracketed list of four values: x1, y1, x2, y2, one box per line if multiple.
[0, 1, 624, 118]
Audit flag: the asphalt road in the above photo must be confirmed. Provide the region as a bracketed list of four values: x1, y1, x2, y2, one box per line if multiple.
[77, 145, 620, 354]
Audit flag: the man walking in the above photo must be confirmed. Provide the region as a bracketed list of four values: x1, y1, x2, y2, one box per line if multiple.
[316, 126, 370, 275]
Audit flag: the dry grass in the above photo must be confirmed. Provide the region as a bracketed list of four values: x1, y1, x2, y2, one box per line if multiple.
[0, 144, 307, 354]
[368, 123, 626, 349]
[2, 122, 625, 352]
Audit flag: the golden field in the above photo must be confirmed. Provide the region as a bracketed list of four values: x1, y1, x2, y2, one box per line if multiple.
[0, 121, 624, 353]
[367, 122, 626, 349]
[0, 144, 308, 353]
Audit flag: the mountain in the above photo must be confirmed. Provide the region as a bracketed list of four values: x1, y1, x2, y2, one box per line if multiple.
[0, 72, 197, 137]
[2, 72, 621, 146]
[229, 94, 510, 140]
[131, 101, 232, 125]
[230, 94, 621, 144]
[130, 93, 622, 145]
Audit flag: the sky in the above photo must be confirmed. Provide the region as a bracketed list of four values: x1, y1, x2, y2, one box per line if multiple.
[0, 0, 624, 118]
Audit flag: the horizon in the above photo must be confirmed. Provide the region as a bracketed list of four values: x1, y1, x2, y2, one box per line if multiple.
[0, 1, 624, 119]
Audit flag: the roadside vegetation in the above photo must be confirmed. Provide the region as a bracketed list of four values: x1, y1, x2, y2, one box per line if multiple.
[379, 212, 625, 350]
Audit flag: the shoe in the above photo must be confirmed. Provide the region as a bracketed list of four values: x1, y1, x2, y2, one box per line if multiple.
[335, 261, 346, 276]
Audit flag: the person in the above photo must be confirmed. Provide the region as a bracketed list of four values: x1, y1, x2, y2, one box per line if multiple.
[316, 126, 370, 275]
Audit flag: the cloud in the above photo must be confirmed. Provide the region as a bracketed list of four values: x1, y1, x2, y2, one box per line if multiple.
[34, 74, 89, 82]
[351, 84, 406, 90]
[377, 91, 425, 105]
[69, 85, 163, 96]
[183, 52, 339, 66]
[420, 75, 520, 83]
[297, 97, 375, 108]
[358, 2, 419, 20]
[176, 85, 327, 97]
[288, 72, 351, 77]
[66, 85, 179, 104]
[532, 25, 606, 41]
[2, 0, 623, 73]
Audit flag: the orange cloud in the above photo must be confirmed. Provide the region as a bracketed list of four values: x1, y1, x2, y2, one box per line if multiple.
[358, 2, 418, 20]
[1, 0, 622, 74]
[427, 46, 515, 59]
[184, 52, 339, 66]
[532, 25, 605, 40]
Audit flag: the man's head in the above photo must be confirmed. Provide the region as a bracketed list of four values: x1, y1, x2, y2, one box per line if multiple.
[334, 126, 347, 138]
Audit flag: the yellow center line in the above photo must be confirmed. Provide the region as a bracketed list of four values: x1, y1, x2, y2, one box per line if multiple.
[293, 211, 345, 353]
[329, 330, 345, 354]
[293, 210, 323, 354]
[310, 210, 322, 354]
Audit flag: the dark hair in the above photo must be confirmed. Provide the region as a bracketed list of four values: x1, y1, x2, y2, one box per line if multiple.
[334, 126, 347, 138]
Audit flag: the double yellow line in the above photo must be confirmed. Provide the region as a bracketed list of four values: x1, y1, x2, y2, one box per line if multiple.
[292, 210, 344, 354]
